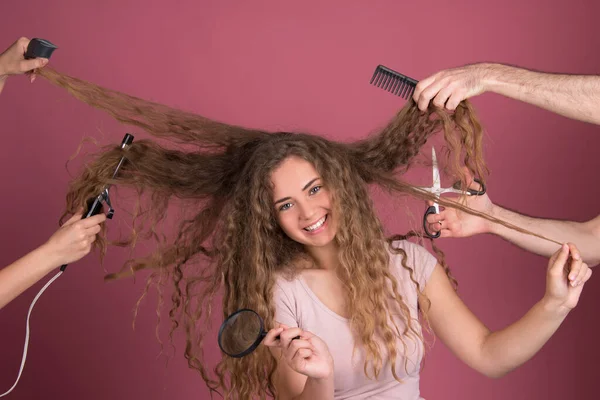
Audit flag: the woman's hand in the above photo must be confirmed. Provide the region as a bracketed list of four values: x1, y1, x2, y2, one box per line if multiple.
[264, 324, 334, 380]
[543, 243, 592, 315]
[0, 37, 49, 84]
[41, 209, 107, 269]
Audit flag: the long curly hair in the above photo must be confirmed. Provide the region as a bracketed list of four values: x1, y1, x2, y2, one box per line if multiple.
[36, 66, 557, 399]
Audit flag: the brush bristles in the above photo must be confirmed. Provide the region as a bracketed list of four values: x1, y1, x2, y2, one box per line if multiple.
[369, 65, 418, 100]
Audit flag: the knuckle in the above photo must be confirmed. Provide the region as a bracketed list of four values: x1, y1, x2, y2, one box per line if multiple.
[422, 86, 436, 99]
[451, 90, 464, 102]
[433, 98, 445, 107]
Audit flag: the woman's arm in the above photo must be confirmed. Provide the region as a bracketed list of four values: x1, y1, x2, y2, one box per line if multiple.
[413, 63, 600, 125]
[421, 243, 591, 378]
[0, 212, 105, 310]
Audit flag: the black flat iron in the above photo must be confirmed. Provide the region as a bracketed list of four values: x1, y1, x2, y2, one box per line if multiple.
[24, 38, 58, 60]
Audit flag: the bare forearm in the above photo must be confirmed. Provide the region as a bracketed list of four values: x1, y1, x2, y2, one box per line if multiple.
[480, 297, 568, 378]
[0, 245, 59, 309]
[0, 61, 7, 94]
[292, 376, 334, 400]
[484, 63, 600, 125]
[489, 204, 600, 266]
[0, 75, 6, 95]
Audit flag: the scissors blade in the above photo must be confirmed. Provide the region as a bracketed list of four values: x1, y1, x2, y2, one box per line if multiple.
[431, 147, 440, 213]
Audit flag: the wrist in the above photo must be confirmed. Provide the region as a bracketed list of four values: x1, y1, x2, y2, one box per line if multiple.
[36, 243, 63, 272]
[482, 203, 500, 234]
[301, 373, 335, 400]
[480, 63, 506, 94]
[309, 359, 334, 381]
[539, 296, 571, 319]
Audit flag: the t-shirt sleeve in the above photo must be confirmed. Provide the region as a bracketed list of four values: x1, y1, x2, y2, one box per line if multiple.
[391, 240, 438, 289]
[272, 279, 299, 328]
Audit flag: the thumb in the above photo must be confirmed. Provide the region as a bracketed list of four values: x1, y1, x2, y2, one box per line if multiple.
[19, 58, 48, 73]
[455, 166, 477, 189]
[460, 166, 475, 181]
[549, 243, 569, 275]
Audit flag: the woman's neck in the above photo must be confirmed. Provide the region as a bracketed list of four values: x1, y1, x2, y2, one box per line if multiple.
[305, 240, 340, 270]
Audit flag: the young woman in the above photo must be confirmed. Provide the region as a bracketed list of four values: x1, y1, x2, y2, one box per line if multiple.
[33, 66, 591, 399]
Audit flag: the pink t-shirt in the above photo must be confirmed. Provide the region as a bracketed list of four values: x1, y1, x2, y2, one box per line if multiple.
[273, 240, 437, 400]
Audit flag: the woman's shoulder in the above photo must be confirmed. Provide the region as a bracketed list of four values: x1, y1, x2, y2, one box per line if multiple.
[388, 239, 438, 287]
[273, 265, 307, 295]
[388, 239, 433, 259]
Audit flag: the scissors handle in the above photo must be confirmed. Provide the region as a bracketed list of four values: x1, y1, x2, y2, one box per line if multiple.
[423, 205, 441, 239]
[452, 178, 486, 196]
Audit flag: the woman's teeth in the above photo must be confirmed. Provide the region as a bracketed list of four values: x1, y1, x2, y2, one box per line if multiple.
[304, 215, 327, 231]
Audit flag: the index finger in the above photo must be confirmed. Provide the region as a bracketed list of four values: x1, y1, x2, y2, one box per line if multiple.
[17, 37, 31, 52]
[78, 213, 107, 227]
[279, 327, 304, 349]
[63, 209, 84, 225]
[263, 327, 285, 347]
[412, 74, 437, 103]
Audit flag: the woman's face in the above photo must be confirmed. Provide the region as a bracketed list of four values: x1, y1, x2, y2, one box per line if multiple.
[270, 156, 337, 249]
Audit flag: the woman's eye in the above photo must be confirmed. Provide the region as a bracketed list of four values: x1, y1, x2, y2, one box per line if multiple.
[279, 203, 292, 211]
[309, 185, 321, 195]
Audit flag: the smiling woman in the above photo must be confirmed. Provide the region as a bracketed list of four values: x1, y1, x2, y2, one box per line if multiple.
[28, 65, 590, 400]
[272, 158, 337, 250]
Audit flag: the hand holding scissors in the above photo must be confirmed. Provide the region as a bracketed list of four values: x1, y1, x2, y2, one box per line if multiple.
[421, 147, 486, 239]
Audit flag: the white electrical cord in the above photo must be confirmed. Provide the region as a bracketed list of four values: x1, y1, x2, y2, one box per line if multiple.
[0, 270, 63, 397]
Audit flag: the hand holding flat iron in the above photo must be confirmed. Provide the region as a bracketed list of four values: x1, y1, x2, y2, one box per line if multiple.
[0, 37, 49, 84]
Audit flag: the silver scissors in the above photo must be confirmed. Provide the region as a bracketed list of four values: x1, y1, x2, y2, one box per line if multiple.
[421, 147, 486, 238]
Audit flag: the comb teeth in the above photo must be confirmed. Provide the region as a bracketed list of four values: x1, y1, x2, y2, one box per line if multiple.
[369, 65, 418, 100]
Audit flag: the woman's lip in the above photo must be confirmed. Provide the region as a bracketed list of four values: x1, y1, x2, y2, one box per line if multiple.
[303, 214, 328, 234]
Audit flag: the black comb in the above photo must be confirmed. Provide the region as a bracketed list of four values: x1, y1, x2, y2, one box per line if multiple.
[369, 65, 418, 100]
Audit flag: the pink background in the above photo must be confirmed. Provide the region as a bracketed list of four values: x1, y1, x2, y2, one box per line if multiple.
[1, 1, 599, 399]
